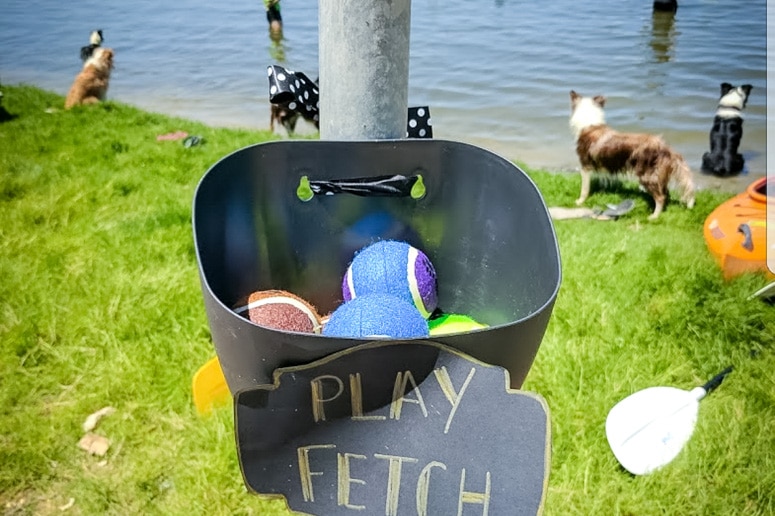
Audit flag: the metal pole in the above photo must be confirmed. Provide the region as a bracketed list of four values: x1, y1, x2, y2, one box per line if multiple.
[319, 0, 411, 140]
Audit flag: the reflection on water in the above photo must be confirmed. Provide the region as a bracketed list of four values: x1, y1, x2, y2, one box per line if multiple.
[269, 30, 286, 63]
[640, 10, 677, 94]
[649, 11, 677, 63]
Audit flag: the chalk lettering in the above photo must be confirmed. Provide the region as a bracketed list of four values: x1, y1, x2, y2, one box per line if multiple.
[350, 373, 386, 421]
[416, 461, 447, 516]
[390, 371, 428, 420]
[299, 448, 495, 514]
[374, 453, 419, 516]
[433, 367, 476, 433]
[457, 469, 491, 516]
[310, 375, 344, 422]
[297, 444, 336, 502]
[337, 452, 367, 510]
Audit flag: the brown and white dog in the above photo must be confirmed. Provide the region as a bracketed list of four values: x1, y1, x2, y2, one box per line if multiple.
[65, 47, 114, 109]
[569, 90, 695, 219]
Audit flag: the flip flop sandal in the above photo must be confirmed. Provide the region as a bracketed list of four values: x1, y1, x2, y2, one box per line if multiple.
[600, 199, 635, 219]
[183, 135, 203, 148]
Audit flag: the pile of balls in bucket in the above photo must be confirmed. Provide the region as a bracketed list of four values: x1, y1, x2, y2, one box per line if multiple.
[233, 240, 487, 338]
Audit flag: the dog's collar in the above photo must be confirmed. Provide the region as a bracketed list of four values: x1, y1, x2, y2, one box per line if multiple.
[717, 104, 741, 112]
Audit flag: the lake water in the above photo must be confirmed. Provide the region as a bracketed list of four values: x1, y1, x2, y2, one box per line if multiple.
[1, 0, 767, 192]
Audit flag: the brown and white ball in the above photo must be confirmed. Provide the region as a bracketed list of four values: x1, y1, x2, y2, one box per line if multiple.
[234, 290, 322, 334]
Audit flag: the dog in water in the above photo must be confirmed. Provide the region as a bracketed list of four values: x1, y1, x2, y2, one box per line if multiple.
[80, 29, 103, 62]
[65, 47, 114, 109]
[701, 83, 752, 177]
[569, 90, 695, 219]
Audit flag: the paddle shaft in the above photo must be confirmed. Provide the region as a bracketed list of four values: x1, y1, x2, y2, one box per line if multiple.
[701, 366, 734, 395]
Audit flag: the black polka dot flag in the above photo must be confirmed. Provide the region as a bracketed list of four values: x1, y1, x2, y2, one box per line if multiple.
[406, 106, 432, 139]
[267, 65, 432, 138]
[267, 65, 320, 126]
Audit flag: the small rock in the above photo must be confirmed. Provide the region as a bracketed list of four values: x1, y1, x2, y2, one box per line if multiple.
[78, 433, 110, 456]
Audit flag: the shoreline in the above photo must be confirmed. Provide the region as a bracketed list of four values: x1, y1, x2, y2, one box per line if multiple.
[180, 106, 764, 196]
[5, 79, 761, 196]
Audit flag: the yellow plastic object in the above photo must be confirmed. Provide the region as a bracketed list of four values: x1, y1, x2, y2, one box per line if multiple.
[192, 356, 230, 416]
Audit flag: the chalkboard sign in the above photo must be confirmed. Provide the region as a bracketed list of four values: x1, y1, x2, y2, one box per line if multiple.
[235, 341, 550, 515]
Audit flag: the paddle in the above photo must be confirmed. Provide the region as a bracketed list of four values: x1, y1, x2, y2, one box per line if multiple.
[192, 356, 230, 416]
[605, 366, 733, 475]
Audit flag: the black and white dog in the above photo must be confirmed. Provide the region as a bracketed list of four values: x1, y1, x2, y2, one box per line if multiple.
[80, 30, 103, 62]
[701, 82, 752, 177]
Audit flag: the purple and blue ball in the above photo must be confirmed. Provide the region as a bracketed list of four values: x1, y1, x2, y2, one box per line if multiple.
[342, 240, 438, 319]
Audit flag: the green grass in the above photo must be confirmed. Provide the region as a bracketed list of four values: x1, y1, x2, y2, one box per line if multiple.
[521, 170, 774, 515]
[1, 85, 773, 515]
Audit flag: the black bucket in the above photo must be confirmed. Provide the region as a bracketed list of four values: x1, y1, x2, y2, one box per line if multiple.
[193, 139, 561, 394]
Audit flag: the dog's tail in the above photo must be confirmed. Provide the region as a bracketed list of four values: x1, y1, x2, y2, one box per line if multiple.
[671, 153, 696, 209]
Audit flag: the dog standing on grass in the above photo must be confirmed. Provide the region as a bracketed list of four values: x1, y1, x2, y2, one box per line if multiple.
[701, 83, 752, 177]
[270, 103, 300, 135]
[65, 47, 114, 109]
[569, 90, 695, 219]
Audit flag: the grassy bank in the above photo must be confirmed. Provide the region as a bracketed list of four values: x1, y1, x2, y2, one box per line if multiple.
[1, 85, 773, 515]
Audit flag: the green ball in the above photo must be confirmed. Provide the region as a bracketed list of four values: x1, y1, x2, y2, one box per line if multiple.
[428, 314, 487, 336]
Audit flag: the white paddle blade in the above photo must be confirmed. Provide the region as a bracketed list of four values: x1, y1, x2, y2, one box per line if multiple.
[606, 386, 701, 475]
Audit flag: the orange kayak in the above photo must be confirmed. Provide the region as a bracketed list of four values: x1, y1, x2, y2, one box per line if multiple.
[704, 177, 773, 280]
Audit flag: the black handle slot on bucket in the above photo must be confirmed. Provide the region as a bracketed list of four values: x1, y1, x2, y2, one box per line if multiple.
[297, 173, 427, 201]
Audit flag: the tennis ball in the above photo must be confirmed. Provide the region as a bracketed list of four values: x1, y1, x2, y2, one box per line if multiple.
[322, 293, 430, 339]
[234, 290, 322, 334]
[428, 314, 488, 336]
[342, 240, 437, 318]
